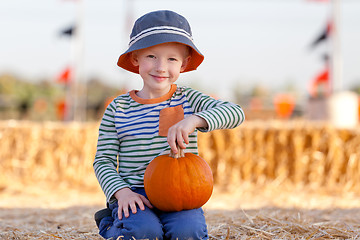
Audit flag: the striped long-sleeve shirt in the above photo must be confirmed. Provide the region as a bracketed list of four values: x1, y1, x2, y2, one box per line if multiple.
[93, 84, 245, 202]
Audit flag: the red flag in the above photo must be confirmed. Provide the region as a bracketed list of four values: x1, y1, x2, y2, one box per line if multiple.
[308, 68, 330, 97]
[56, 99, 67, 121]
[314, 68, 329, 84]
[57, 66, 72, 84]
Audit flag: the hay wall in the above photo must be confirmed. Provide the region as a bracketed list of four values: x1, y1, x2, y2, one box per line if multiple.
[199, 121, 360, 192]
[0, 121, 99, 190]
[1, 120, 360, 192]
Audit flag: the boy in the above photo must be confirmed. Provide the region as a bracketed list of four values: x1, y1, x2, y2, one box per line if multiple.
[93, 10, 245, 240]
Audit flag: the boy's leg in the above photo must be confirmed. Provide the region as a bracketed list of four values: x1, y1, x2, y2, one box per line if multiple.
[159, 208, 209, 240]
[95, 207, 112, 228]
[97, 189, 164, 240]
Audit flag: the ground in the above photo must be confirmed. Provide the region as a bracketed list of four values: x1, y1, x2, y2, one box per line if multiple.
[1, 182, 360, 239]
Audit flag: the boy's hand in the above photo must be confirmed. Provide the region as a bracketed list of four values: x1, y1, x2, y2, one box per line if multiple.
[114, 188, 153, 220]
[167, 115, 207, 154]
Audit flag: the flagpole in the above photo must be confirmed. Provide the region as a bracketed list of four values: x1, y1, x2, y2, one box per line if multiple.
[72, 0, 85, 122]
[328, 0, 359, 129]
[331, 0, 342, 93]
[66, 30, 77, 121]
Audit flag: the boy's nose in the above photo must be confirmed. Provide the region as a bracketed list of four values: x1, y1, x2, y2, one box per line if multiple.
[155, 59, 166, 73]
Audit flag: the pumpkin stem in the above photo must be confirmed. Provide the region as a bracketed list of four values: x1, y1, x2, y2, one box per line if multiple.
[170, 145, 185, 158]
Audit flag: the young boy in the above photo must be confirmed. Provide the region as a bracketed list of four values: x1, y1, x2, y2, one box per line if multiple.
[93, 10, 245, 240]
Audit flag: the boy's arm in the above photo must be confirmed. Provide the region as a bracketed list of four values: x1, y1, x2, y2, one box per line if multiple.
[185, 87, 245, 132]
[93, 101, 130, 203]
[167, 114, 207, 153]
[167, 87, 245, 153]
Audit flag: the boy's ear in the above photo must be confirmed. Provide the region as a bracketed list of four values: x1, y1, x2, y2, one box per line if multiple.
[130, 52, 139, 67]
[180, 56, 191, 72]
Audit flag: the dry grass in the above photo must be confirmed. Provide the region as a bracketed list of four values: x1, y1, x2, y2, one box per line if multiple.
[2, 206, 360, 239]
[1, 185, 360, 239]
[206, 208, 360, 239]
[1, 120, 360, 239]
[0, 206, 102, 240]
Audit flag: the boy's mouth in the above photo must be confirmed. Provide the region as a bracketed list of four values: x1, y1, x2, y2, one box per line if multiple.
[151, 75, 169, 82]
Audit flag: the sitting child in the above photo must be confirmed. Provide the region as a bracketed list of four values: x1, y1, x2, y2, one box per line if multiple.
[93, 10, 245, 240]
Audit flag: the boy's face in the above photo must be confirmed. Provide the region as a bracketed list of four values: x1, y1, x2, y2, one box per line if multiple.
[131, 42, 190, 98]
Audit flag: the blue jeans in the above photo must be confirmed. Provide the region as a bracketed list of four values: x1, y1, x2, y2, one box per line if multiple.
[98, 188, 209, 240]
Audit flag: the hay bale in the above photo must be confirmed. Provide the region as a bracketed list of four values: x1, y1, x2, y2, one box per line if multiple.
[1, 120, 360, 193]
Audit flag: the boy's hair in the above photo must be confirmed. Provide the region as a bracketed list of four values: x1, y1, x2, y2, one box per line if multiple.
[117, 10, 204, 74]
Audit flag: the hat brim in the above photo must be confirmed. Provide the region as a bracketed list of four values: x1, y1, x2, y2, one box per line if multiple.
[117, 33, 204, 74]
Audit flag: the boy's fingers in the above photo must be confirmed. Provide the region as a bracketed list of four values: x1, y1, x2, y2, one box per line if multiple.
[140, 195, 153, 209]
[169, 140, 177, 153]
[167, 132, 177, 153]
[122, 205, 130, 218]
[177, 140, 186, 149]
[117, 206, 123, 220]
[182, 132, 189, 145]
[176, 133, 186, 149]
[129, 201, 137, 214]
[135, 199, 145, 211]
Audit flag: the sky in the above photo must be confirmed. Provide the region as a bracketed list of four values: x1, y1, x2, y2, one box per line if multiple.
[1, 0, 360, 100]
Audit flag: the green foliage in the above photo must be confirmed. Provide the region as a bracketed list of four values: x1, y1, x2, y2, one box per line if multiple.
[0, 73, 123, 121]
[350, 82, 360, 95]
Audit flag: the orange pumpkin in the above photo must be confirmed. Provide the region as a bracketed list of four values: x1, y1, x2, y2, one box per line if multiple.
[144, 148, 213, 212]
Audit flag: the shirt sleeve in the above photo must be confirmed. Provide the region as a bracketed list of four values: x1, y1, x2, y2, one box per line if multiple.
[184, 87, 245, 132]
[93, 100, 130, 203]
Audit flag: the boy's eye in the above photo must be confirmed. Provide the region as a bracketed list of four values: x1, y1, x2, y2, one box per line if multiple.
[169, 58, 177, 61]
[147, 55, 155, 59]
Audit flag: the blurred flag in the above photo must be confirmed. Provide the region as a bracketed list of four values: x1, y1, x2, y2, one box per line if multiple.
[310, 21, 332, 49]
[308, 67, 330, 97]
[56, 99, 67, 121]
[59, 25, 76, 37]
[57, 66, 72, 84]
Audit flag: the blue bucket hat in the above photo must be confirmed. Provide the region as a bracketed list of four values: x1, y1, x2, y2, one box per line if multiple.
[117, 10, 204, 74]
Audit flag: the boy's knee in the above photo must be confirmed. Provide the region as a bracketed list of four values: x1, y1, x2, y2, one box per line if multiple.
[123, 221, 163, 240]
[165, 218, 208, 240]
[98, 216, 114, 237]
[99, 206, 164, 240]
[100, 219, 163, 240]
[162, 208, 208, 240]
